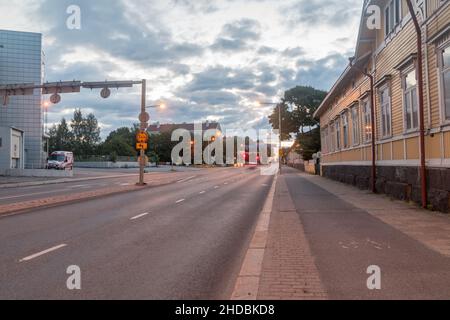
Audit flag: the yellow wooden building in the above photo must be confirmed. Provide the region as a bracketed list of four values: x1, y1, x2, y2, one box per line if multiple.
[314, 0, 450, 212]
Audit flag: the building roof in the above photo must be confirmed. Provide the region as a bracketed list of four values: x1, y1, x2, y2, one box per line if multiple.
[314, 0, 377, 119]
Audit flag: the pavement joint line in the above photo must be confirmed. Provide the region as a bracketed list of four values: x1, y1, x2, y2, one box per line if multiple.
[19, 244, 67, 262]
[130, 212, 151, 220]
[231, 175, 277, 301]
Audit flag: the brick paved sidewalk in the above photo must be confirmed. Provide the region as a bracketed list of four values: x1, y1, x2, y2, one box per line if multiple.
[257, 175, 327, 300]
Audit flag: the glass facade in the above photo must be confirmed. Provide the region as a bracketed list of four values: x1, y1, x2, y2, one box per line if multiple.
[0, 30, 44, 169]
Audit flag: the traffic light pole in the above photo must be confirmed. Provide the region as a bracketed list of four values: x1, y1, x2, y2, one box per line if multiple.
[138, 79, 147, 186]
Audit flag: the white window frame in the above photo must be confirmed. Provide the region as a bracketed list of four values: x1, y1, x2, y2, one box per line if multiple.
[335, 119, 341, 151]
[342, 111, 349, 149]
[351, 105, 360, 146]
[329, 121, 335, 152]
[402, 67, 420, 132]
[362, 99, 372, 143]
[323, 126, 329, 154]
[385, 0, 401, 37]
[379, 84, 392, 138]
[438, 43, 450, 124]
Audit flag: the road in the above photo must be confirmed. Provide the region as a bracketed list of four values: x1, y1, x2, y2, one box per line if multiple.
[0, 167, 274, 299]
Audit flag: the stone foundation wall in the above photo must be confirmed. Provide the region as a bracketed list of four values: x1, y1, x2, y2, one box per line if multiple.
[321, 165, 450, 213]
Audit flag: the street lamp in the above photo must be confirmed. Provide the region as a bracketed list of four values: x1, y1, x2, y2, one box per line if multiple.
[258, 101, 283, 174]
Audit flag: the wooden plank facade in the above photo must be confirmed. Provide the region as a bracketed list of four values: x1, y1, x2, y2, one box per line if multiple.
[314, 0, 450, 212]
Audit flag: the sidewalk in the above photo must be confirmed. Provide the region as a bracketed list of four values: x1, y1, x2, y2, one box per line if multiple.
[257, 175, 327, 300]
[255, 167, 450, 300]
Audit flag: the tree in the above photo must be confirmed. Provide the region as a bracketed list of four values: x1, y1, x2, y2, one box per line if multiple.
[48, 118, 73, 153]
[269, 85, 327, 160]
[70, 109, 101, 157]
[147, 132, 177, 163]
[101, 127, 137, 157]
[296, 127, 321, 161]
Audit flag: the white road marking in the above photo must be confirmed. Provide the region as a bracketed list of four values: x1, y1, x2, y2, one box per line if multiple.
[214, 186, 219, 189]
[176, 199, 186, 204]
[224, 182, 229, 185]
[177, 176, 196, 183]
[19, 244, 67, 262]
[120, 183, 132, 186]
[199, 191, 206, 194]
[130, 212, 150, 220]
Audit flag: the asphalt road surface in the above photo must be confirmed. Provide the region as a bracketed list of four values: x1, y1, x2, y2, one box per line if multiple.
[0, 167, 274, 299]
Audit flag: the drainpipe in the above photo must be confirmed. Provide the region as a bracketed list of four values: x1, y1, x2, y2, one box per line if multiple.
[350, 59, 377, 193]
[406, 0, 427, 209]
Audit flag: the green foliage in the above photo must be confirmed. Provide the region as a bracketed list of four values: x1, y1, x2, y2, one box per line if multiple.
[147, 132, 177, 163]
[69, 109, 102, 156]
[269, 85, 327, 160]
[48, 118, 73, 153]
[296, 127, 321, 161]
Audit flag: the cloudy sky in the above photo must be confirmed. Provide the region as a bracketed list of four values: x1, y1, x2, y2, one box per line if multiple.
[1, 0, 362, 137]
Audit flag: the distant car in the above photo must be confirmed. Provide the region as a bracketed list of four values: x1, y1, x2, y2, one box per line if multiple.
[47, 151, 74, 170]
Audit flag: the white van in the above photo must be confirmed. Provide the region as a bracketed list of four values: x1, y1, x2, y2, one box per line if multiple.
[47, 151, 74, 170]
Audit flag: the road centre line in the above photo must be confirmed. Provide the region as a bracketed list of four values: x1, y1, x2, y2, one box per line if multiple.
[176, 199, 186, 204]
[19, 244, 68, 262]
[130, 212, 151, 220]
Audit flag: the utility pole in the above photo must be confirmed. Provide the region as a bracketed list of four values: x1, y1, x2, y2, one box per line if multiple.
[406, 0, 427, 209]
[138, 79, 147, 186]
[278, 103, 282, 174]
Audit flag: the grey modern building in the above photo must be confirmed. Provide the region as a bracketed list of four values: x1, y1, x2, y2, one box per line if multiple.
[0, 30, 45, 169]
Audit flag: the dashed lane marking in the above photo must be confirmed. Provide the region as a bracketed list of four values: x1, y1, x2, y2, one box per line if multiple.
[19, 244, 68, 262]
[130, 212, 151, 220]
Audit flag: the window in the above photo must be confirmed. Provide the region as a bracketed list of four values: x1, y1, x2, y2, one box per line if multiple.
[403, 69, 419, 131]
[323, 127, 329, 153]
[329, 122, 336, 152]
[351, 106, 360, 145]
[441, 45, 450, 120]
[335, 119, 341, 150]
[380, 86, 392, 137]
[362, 99, 372, 142]
[385, 0, 401, 37]
[342, 112, 349, 148]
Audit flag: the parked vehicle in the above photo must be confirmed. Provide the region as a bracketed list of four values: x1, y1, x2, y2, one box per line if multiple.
[47, 151, 74, 170]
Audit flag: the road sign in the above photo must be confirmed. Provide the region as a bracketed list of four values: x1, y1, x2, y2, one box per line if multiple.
[139, 112, 150, 123]
[136, 131, 148, 143]
[136, 143, 148, 150]
[140, 122, 149, 130]
[100, 87, 111, 99]
[138, 155, 149, 166]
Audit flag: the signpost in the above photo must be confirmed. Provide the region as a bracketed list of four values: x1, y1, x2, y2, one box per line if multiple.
[137, 80, 147, 186]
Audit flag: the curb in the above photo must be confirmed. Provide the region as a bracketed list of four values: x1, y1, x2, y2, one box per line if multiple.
[230, 174, 278, 300]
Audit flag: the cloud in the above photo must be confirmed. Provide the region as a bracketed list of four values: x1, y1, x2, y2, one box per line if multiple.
[4, 0, 362, 138]
[211, 18, 261, 52]
[282, 0, 362, 28]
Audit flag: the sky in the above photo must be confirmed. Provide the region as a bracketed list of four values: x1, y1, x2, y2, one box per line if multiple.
[1, 0, 363, 138]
